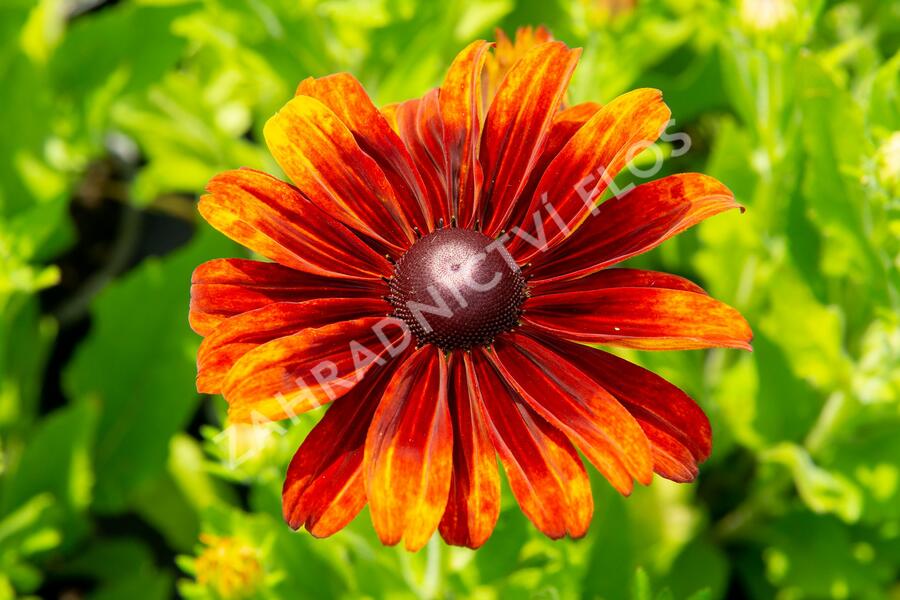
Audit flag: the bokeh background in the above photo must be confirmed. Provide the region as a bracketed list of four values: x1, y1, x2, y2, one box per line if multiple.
[1, 0, 899, 598]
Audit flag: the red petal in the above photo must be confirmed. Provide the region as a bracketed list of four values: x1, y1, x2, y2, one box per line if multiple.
[503, 102, 602, 234]
[488, 332, 652, 493]
[365, 346, 453, 551]
[395, 90, 451, 228]
[468, 349, 592, 539]
[263, 95, 414, 254]
[523, 287, 753, 350]
[638, 420, 700, 482]
[197, 298, 389, 394]
[296, 74, 432, 233]
[530, 267, 707, 297]
[439, 40, 491, 227]
[222, 316, 411, 423]
[282, 355, 403, 537]
[479, 42, 581, 236]
[533, 332, 713, 479]
[507, 89, 672, 263]
[527, 173, 741, 281]
[199, 169, 392, 279]
[438, 355, 500, 548]
[189, 258, 385, 336]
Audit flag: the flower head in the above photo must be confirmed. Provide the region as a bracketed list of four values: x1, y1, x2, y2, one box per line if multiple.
[193, 534, 264, 599]
[191, 32, 752, 550]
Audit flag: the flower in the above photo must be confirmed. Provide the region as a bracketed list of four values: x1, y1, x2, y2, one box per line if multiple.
[191, 31, 752, 551]
[193, 534, 264, 599]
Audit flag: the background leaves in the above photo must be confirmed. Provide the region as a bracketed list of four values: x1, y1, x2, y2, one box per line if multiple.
[0, 0, 898, 598]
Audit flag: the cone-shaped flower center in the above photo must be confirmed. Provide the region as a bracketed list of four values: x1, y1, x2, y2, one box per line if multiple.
[389, 228, 527, 350]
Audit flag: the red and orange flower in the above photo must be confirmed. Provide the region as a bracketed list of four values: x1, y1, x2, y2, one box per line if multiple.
[190, 32, 751, 551]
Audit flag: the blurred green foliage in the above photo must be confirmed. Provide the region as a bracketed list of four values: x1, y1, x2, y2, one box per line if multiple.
[0, 0, 898, 598]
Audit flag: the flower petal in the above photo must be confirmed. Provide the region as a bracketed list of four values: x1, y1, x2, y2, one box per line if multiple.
[223, 316, 411, 423]
[468, 349, 592, 539]
[483, 26, 555, 106]
[190, 258, 385, 336]
[532, 332, 712, 479]
[524, 287, 752, 350]
[488, 332, 652, 493]
[197, 298, 389, 394]
[381, 102, 400, 133]
[502, 102, 603, 234]
[530, 267, 707, 297]
[365, 345, 452, 551]
[199, 169, 392, 279]
[395, 90, 452, 228]
[282, 355, 403, 537]
[296, 73, 432, 233]
[438, 354, 500, 549]
[527, 173, 741, 281]
[507, 89, 672, 263]
[264, 95, 414, 254]
[439, 40, 491, 227]
[637, 420, 700, 482]
[479, 42, 581, 236]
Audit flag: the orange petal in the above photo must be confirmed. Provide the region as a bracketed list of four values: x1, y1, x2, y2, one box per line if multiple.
[439, 40, 491, 227]
[395, 89, 452, 228]
[503, 101, 603, 235]
[381, 102, 400, 133]
[479, 42, 581, 236]
[488, 332, 652, 493]
[264, 95, 414, 254]
[530, 267, 707, 297]
[468, 349, 592, 539]
[199, 169, 392, 279]
[483, 26, 555, 106]
[296, 73, 432, 233]
[534, 332, 713, 479]
[507, 88, 672, 263]
[438, 354, 500, 549]
[283, 356, 403, 537]
[527, 173, 741, 281]
[197, 298, 389, 394]
[638, 420, 700, 482]
[365, 346, 452, 551]
[223, 316, 411, 423]
[523, 287, 753, 351]
[189, 258, 385, 336]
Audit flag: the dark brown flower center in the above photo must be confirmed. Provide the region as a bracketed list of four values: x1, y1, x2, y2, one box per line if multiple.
[388, 228, 527, 351]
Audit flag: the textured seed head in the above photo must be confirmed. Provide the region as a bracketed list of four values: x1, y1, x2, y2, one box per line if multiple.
[389, 228, 526, 351]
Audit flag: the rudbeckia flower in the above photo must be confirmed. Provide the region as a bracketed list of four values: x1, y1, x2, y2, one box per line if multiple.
[191, 32, 752, 551]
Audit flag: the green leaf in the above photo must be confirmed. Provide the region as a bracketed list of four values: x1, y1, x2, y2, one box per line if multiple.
[759, 266, 851, 391]
[831, 421, 900, 523]
[59, 537, 158, 582]
[90, 569, 173, 600]
[761, 511, 889, 598]
[48, 1, 198, 102]
[63, 224, 236, 512]
[763, 443, 862, 522]
[661, 539, 729, 600]
[0, 295, 55, 430]
[630, 567, 652, 600]
[798, 54, 887, 297]
[0, 401, 97, 515]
